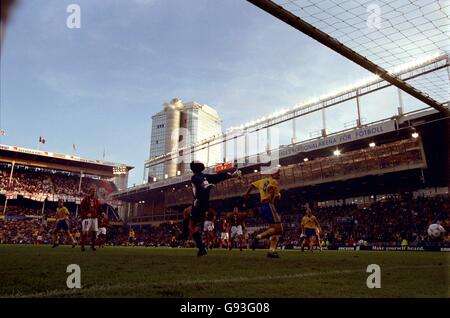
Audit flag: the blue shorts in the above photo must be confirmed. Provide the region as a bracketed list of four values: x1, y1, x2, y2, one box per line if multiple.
[305, 228, 316, 237]
[56, 220, 69, 231]
[259, 203, 281, 224]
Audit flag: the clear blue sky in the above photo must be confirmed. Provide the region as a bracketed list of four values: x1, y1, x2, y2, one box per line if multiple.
[0, 0, 426, 186]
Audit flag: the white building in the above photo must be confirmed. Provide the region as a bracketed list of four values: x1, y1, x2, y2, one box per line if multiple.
[146, 98, 222, 181]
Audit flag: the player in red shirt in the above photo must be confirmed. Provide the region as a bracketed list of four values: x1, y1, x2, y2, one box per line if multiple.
[96, 209, 109, 248]
[203, 208, 216, 250]
[219, 218, 230, 249]
[178, 206, 191, 241]
[79, 187, 101, 251]
[227, 207, 246, 251]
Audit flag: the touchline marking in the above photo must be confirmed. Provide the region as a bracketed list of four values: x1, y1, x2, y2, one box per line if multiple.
[7, 264, 449, 298]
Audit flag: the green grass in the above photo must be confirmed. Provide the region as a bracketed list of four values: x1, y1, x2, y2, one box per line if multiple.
[0, 245, 448, 298]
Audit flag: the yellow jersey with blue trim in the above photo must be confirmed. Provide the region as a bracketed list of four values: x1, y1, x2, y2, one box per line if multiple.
[251, 177, 281, 203]
[301, 215, 319, 229]
[55, 207, 70, 221]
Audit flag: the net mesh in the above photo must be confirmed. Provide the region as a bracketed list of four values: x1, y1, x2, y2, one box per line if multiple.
[272, 0, 450, 103]
[404, 67, 450, 102]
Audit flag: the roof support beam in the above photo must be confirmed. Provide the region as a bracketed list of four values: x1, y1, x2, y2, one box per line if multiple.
[247, 0, 450, 116]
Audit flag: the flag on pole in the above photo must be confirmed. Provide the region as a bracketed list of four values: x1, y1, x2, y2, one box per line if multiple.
[39, 136, 46, 144]
[0, 128, 6, 136]
[73, 144, 77, 151]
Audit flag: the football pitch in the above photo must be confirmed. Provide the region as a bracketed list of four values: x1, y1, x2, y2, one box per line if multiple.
[1, 245, 448, 298]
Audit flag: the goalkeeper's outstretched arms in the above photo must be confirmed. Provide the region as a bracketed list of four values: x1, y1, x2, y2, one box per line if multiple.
[205, 169, 241, 184]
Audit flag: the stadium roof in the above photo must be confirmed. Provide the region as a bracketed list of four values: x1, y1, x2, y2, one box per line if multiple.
[0, 144, 133, 178]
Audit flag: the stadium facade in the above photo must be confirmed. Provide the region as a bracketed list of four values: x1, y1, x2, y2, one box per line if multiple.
[145, 98, 222, 182]
[113, 54, 450, 223]
[114, 109, 448, 223]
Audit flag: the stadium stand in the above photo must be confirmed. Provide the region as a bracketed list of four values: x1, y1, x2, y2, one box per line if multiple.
[163, 137, 426, 207]
[3, 195, 447, 248]
[0, 165, 118, 201]
[0, 146, 134, 244]
[0, 145, 132, 214]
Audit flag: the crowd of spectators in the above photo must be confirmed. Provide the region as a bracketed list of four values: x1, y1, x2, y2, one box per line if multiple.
[0, 205, 48, 216]
[0, 204, 80, 244]
[0, 169, 52, 195]
[0, 218, 42, 244]
[0, 166, 117, 200]
[110, 195, 450, 248]
[1, 196, 448, 247]
[271, 195, 449, 248]
[0, 204, 102, 244]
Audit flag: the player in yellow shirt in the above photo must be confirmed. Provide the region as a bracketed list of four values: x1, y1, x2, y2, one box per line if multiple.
[244, 166, 283, 258]
[300, 207, 321, 252]
[74, 230, 81, 244]
[52, 199, 75, 248]
[32, 228, 39, 245]
[128, 228, 136, 246]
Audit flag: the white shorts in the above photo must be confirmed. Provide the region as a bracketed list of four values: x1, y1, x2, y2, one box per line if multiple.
[97, 227, 106, 235]
[82, 218, 98, 232]
[203, 221, 214, 232]
[230, 225, 243, 238]
[221, 232, 229, 240]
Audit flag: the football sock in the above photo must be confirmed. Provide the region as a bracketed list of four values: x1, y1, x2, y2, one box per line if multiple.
[67, 233, 75, 245]
[91, 232, 96, 247]
[269, 235, 280, 253]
